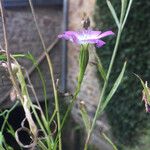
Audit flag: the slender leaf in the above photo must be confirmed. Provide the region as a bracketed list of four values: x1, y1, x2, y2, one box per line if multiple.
[0, 132, 4, 146]
[120, 0, 128, 23]
[0, 54, 25, 61]
[106, 0, 120, 28]
[94, 51, 106, 81]
[26, 53, 48, 119]
[78, 45, 89, 85]
[102, 133, 118, 150]
[100, 61, 127, 113]
[79, 101, 91, 133]
[49, 109, 57, 126]
[122, 0, 133, 28]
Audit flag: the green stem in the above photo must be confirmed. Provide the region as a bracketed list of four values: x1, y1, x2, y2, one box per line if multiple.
[54, 85, 81, 145]
[13, 58, 53, 149]
[0, 146, 5, 150]
[1, 101, 19, 132]
[47, 58, 61, 148]
[28, 0, 49, 122]
[62, 86, 80, 128]
[102, 133, 118, 150]
[27, 54, 48, 120]
[30, 103, 53, 149]
[28, 1, 62, 149]
[84, 28, 122, 150]
[55, 45, 89, 146]
[38, 140, 48, 150]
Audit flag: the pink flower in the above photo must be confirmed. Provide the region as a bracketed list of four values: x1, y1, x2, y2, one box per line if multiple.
[58, 29, 114, 47]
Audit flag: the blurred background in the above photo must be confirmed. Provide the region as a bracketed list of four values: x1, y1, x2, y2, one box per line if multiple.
[0, 0, 150, 150]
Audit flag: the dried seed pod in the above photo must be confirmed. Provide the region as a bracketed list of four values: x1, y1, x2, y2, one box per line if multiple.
[81, 13, 90, 29]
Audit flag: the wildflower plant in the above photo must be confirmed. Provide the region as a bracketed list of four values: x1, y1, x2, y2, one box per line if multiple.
[0, 0, 133, 150]
[59, 0, 133, 149]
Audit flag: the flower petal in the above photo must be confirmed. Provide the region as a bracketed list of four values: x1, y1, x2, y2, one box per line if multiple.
[58, 29, 114, 47]
[96, 40, 106, 47]
[58, 31, 78, 43]
[88, 30, 102, 37]
[98, 31, 114, 39]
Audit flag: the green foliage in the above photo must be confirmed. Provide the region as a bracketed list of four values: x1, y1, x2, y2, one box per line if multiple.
[100, 62, 127, 114]
[79, 101, 91, 134]
[95, 0, 150, 149]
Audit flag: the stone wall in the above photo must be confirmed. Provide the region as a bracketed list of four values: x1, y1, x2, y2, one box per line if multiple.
[0, 6, 63, 107]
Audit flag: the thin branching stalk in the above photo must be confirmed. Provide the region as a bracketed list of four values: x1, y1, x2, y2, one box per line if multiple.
[25, 71, 44, 115]
[0, 2, 39, 149]
[102, 133, 118, 150]
[0, 1, 57, 149]
[84, 26, 122, 150]
[55, 44, 89, 142]
[28, 1, 62, 149]
[38, 141, 48, 150]
[25, 71, 54, 145]
[0, 101, 19, 132]
[0, 0, 22, 101]
[84, 0, 133, 148]
[12, 57, 53, 149]
[61, 87, 80, 128]
[55, 86, 81, 143]
[122, 0, 133, 29]
[28, 0, 49, 122]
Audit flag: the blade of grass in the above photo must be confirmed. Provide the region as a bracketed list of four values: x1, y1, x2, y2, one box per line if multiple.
[120, 0, 128, 23]
[94, 51, 106, 81]
[99, 61, 126, 113]
[49, 109, 57, 126]
[0, 101, 19, 132]
[122, 0, 133, 28]
[0, 132, 4, 148]
[79, 101, 91, 133]
[106, 0, 120, 28]
[0, 53, 25, 61]
[28, 1, 62, 149]
[102, 133, 118, 150]
[26, 53, 48, 120]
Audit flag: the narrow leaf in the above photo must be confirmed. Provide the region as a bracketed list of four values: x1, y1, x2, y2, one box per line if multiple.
[0, 54, 26, 61]
[94, 52, 106, 81]
[102, 133, 118, 150]
[79, 101, 91, 133]
[0, 132, 4, 146]
[122, 0, 133, 28]
[78, 45, 89, 85]
[100, 61, 127, 113]
[106, 0, 120, 28]
[120, 0, 128, 22]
